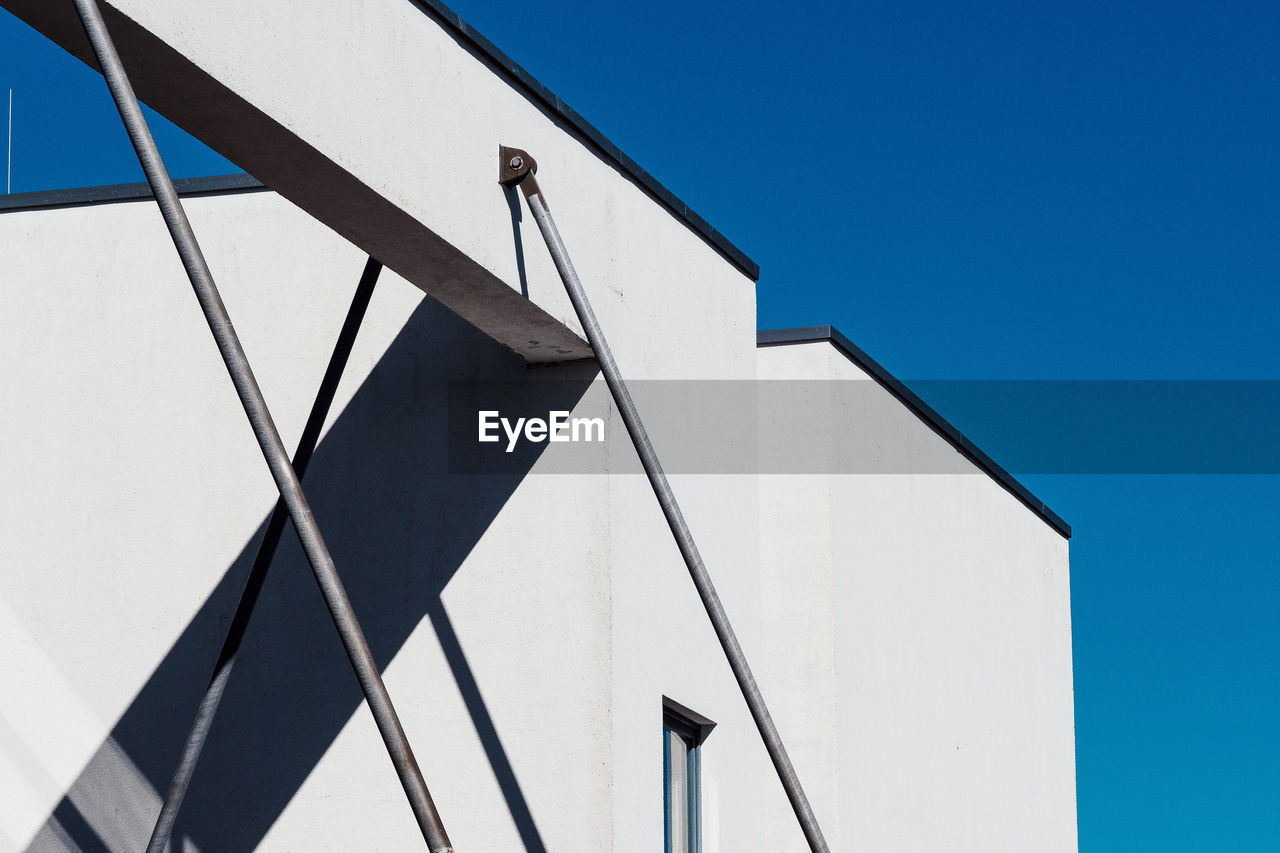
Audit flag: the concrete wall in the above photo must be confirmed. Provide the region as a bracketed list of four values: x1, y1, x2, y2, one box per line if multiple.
[757, 341, 1078, 852]
[0, 185, 759, 852]
[0, 183, 1075, 853]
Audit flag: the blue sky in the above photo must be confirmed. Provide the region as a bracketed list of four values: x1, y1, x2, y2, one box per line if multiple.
[3, 1, 1278, 849]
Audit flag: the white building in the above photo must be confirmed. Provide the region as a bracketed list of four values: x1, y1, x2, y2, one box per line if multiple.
[0, 2, 1076, 851]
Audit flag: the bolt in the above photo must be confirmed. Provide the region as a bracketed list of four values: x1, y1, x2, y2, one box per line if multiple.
[508, 156, 524, 171]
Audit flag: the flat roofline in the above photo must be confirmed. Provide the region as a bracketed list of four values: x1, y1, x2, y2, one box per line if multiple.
[758, 326, 1071, 539]
[0, 174, 267, 213]
[406, 0, 758, 281]
[2, 1, 758, 281]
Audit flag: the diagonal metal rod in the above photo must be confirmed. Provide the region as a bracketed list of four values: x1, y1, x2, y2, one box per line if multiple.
[503, 150, 831, 853]
[147, 258, 382, 853]
[70, 2, 453, 849]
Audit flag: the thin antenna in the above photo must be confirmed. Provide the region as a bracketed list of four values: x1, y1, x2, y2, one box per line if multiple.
[6, 88, 11, 194]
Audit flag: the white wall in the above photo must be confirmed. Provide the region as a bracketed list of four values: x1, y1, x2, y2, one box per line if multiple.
[0, 186, 757, 852]
[1, 197, 1075, 852]
[757, 341, 1078, 852]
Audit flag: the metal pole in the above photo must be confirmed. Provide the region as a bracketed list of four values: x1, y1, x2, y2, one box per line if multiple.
[147, 258, 382, 853]
[70, 2, 452, 849]
[501, 148, 831, 853]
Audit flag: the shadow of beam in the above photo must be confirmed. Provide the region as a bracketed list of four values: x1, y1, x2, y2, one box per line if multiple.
[25, 292, 593, 852]
[427, 602, 547, 853]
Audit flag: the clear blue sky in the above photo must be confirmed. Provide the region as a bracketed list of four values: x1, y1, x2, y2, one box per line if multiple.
[3, 2, 1277, 849]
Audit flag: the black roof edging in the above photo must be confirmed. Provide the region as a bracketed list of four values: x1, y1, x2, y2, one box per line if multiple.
[2, 2, 758, 279]
[406, 0, 759, 282]
[0, 174, 267, 213]
[758, 325, 1072, 539]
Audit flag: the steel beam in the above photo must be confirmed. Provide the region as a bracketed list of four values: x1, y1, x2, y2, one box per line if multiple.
[70, 1, 452, 848]
[502, 146, 831, 853]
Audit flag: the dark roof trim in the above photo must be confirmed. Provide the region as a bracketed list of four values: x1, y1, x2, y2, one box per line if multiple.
[0, 173, 266, 213]
[758, 326, 1071, 539]
[407, 0, 759, 282]
[1, 2, 758, 279]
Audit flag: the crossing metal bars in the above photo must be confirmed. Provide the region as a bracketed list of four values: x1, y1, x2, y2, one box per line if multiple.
[65, 0, 826, 845]
[500, 147, 832, 853]
[146, 259, 383, 853]
[70, 1, 453, 849]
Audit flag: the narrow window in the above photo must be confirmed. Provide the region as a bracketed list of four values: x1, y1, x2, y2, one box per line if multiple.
[663, 700, 714, 853]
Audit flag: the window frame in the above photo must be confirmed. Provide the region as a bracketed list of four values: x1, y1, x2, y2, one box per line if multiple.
[662, 699, 716, 853]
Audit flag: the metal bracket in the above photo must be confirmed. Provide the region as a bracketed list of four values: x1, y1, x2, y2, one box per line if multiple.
[499, 145, 536, 185]
[499, 145, 544, 204]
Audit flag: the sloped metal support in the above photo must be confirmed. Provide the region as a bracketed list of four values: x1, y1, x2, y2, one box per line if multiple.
[147, 258, 383, 853]
[70, 1, 452, 849]
[501, 145, 831, 853]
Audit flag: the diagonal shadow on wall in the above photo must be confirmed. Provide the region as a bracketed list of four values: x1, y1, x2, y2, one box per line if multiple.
[26, 292, 594, 852]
